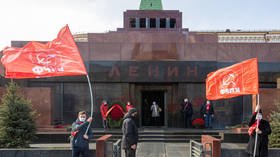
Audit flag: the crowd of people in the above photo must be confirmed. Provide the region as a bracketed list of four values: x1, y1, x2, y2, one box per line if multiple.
[99, 98, 215, 129]
[182, 98, 215, 129]
[69, 98, 271, 157]
[69, 98, 215, 157]
[98, 98, 218, 130]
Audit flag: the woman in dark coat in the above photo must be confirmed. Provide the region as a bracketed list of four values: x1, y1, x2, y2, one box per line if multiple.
[246, 105, 271, 157]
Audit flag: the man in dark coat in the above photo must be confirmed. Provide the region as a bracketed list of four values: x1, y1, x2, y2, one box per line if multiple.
[200, 100, 214, 128]
[71, 111, 93, 157]
[182, 98, 193, 128]
[246, 105, 271, 157]
[121, 108, 138, 157]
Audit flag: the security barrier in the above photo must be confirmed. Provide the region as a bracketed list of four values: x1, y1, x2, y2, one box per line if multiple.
[113, 139, 122, 157]
[190, 140, 212, 157]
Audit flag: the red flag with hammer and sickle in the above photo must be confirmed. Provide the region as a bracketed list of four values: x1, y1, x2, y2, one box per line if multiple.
[206, 58, 259, 100]
[1, 25, 87, 78]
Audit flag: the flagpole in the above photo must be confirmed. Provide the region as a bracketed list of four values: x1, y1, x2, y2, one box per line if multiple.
[253, 94, 260, 157]
[85, 74, 94, 134]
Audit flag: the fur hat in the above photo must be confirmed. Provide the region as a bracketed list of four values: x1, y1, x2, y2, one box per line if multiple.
[128, 108, 137, 115]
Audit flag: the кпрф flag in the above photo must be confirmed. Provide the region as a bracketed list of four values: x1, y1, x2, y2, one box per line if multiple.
[206, 58, 259, 100]
[1, 25, 87, 78]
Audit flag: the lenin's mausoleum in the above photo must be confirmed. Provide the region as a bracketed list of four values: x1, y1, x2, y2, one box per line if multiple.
[2, 0, 280, 129]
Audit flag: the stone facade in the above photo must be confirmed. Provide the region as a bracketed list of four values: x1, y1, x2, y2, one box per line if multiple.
[0, 87, 52, 128]
[2, 5, 280, 129]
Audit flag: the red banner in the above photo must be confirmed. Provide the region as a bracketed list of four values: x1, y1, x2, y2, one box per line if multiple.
[206, 58, 259, 100]
[1, 25, 87, 78]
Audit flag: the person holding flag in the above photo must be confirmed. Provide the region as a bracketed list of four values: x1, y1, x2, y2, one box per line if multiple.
[1, 25, 95, 155]
[246, 105, 271, 157]
[71, 111, 93, 157]
[205, 58, 267, 156]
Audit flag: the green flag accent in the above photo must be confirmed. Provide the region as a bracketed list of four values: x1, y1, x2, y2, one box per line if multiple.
[140, 0, 163, 10]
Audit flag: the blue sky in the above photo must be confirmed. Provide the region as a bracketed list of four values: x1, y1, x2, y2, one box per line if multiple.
[1, 0, 280, 50]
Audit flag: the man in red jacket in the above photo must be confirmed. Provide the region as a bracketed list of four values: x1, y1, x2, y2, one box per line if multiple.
[100, 100, 108, 129]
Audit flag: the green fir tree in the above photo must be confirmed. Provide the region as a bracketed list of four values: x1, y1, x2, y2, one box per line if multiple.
[269, 102, 280, 148]
[0, 82, 37, 148]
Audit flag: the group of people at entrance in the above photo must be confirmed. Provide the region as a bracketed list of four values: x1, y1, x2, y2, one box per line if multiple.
[69, 104, 272, 157]
[182, 98, 215, 129]
[100, 99, 163, 128]
[70, 97, 272, 157]
[100, 100, 138, 157]
[100, 100, 134, 129]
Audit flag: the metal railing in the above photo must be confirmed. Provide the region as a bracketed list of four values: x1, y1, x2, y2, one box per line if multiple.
[190, 140, 212, 157]
[104, 139, 122, 157]
[204, 142, 212, 157]
[113, 139, 122, 157]
[190, 140, 203, 157]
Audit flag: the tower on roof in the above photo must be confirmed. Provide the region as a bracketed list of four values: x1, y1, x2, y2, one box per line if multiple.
[140, 0, 163, 10]
[121, 0, 183, 31]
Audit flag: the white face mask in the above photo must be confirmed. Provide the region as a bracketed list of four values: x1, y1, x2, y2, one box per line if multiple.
[256, 113, 262, 120]
[79, 117, 86, 122]
[184, 99, 188, 102]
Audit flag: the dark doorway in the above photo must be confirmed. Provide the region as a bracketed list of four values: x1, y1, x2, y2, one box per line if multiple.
[141, 90, 165, 126]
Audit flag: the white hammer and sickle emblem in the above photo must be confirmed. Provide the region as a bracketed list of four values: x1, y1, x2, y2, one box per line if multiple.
[222, 73, 236, 86]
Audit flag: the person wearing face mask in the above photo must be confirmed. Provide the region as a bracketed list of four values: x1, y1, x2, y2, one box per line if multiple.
[71, 111, 93, 157]
[151, 101, 161, 126]
[182, 98, 193, 128]
[122, 108, 139, 157]
[200, 100, 214, 129]
[246, 105, 271, 157]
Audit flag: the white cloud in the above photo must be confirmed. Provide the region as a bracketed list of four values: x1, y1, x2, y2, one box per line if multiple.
[0, 0, 140, 50]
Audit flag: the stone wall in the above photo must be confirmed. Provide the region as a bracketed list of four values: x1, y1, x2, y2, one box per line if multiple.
[0, 87, 52, 128]
[252, 88, 280, 121]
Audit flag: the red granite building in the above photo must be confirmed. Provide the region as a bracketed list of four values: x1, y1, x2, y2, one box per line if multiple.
[4, 0, 280, 129]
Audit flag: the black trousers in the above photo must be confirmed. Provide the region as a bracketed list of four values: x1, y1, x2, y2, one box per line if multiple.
[152, 117, 160, 126]
[125, 148, 136, 157]
[72, 146, 90, 157]
[103, 119, 108, 129]
[185, 114, 192, 128]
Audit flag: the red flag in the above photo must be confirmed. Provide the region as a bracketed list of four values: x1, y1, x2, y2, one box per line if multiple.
[206, 58, 259, 100]
[1, 25, 87, 78]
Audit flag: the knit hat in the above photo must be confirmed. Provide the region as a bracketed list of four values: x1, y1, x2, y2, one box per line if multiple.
[128, 108, 137, 115]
